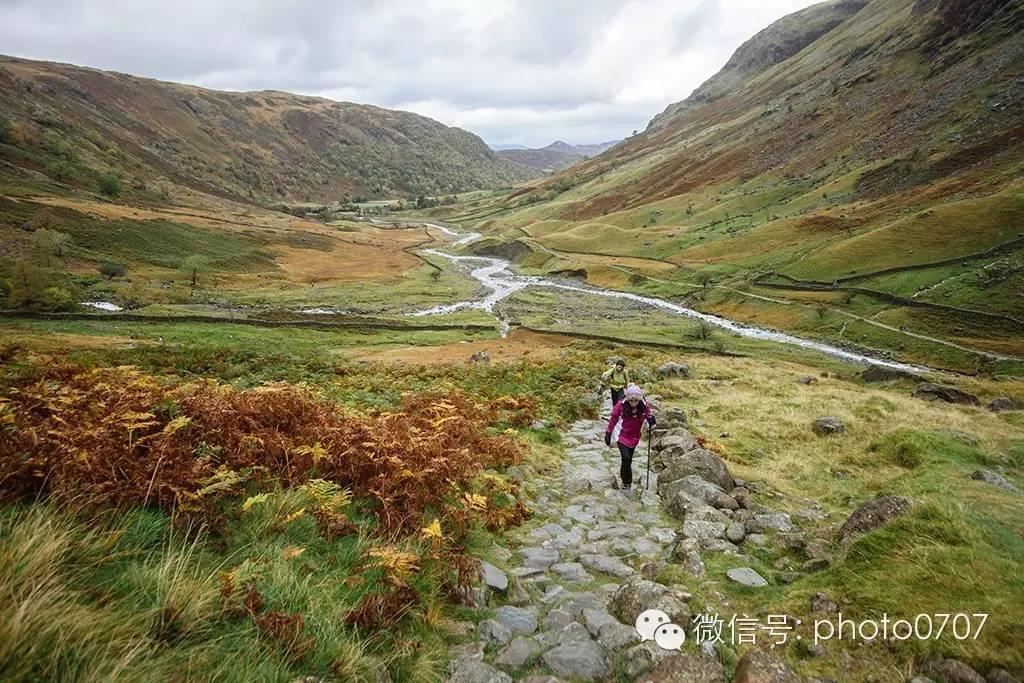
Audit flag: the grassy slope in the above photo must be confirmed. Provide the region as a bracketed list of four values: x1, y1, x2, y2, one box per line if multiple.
[1, 322, 1021, 679]
[411, 0, 1024, 371]
[0, 55, 535, 203]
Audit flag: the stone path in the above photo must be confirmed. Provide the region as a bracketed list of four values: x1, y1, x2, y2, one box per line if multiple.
[447, 405, 706, 682]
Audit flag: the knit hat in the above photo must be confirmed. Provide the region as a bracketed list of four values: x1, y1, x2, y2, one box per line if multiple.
[624, 384, 643, 400]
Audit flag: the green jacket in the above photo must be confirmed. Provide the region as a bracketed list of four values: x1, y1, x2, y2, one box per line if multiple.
[602, 367, 630, 389]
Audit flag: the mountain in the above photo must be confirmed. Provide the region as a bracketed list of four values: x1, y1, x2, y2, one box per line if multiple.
[496, 139, 621, 173]
[0, 55, 537, 203]
[490, 143, 529, 150]
[453, 0, 1024, 366]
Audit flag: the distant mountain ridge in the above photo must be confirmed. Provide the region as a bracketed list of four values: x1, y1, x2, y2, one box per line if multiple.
[496, 139, 621, 173]
[0, 55, 538, 203]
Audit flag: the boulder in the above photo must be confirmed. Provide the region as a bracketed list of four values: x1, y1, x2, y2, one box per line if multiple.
[985, 668, 1021, 683]
[733, 650, 800, 683]
[797, 375, 818, 385]
[637, 654, 728, 682]
[970, 469, 1021, 494]
[726, 522, 746, 544]
[660, 448, 734, 491]
[861, 365, 923, 382]
[914, 383, 979, 405]
[579, 553, 635, 578]
[726, 567, 768, 587]
[682, 520, 727, 541]
[810, 592, 838, 614]
[520, 547, 560, 569]
[495, 637, 542, 669]
[493, 606, 539, 636]
[659, 473, 724, 503]
[469, 351, 491, 364]
[986, 397, 1019, 412]
[812, 416, 845, 435]
[839, 495, 912, 544]
[659, 406, 690, 429]
[541, 639, 609, 681]
[447, 656, 512, 683]
[916, 657, 986, 683]
[608, 577, 691, 627]
[657, 362, 691, 378]
[479, 560, 508, 592]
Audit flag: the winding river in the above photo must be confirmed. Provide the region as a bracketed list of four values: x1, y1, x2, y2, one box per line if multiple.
[412, 223, 929, 373]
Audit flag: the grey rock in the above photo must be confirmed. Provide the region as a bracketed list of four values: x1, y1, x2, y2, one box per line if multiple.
[914, 382, 979, 405]
[797, 375, 818, 385]
[700, 538, 741, 554]
[726, 522, 746, 544]
[802, 558, 830, 572]
[733, 649, 800, 683]
[622, 640, 676, 679]
[731, 486, 751, 508]
[494, 605, 539, 635]
[971, 469, 1021, 494]
[609, 577, 691, 627]
[660, 448, 734, 491]
[839, 495, 912, 544]
[754, 512, 796, 532]
[478, 618, 513, 645]
[495, 636, 542, 669]
[779, 570, 800, 583]
[657, 362, 691, 378]
[812, 416, 845, 435]
[579, 553, 635, 578]
[666, 491, 729, 523]
[682, 519, 727, 540]
[551, 561, 593, 582]
[810, 592, 838, 613]
[530, 419, 553, 430]
[712, 492, 740, 510]
[521, 678, 564, 683]
[659, 406, 690, 429]
[637, 654, 728, 682]
[542, 639, 610, 681]
[521, 547, 560, 569]
[987, 397, 1019, 412]
[542, 608, 575, 631]
[479, 560, 508, 592]
[661, 474, 725, 504]
[535, 622, 592, 648]
[746, 533, 770, 546]
[917, 657, 986, 683]
[986, 668, 1021, 683]
[597, 621, 641, 651]
[581, 607, 618, 635]
[447, 656, 512, 683]
[726, 567, 768, 587]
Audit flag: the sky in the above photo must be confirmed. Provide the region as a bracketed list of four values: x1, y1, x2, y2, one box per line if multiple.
[0, 0, 820, 147]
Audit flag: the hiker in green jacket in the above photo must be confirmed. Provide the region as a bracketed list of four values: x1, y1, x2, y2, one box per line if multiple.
[601, 359, 630, 406]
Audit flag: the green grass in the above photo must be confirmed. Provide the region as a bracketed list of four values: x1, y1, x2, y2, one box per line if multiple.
[0, 498, 453, 682]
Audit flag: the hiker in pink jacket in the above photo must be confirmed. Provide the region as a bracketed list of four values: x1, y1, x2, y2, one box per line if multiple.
[604, 384, 656, 490]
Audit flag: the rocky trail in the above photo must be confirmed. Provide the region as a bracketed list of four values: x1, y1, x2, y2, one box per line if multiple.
[447, 396, 837, 683]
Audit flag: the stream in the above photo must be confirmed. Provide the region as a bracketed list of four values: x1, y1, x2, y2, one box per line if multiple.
[412, 223, 929, 373]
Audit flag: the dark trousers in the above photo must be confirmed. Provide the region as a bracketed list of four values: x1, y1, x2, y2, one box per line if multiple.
[617, 442, 636, 488]
[610, 387, 624, 406]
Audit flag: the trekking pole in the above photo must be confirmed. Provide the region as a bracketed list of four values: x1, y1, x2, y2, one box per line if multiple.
[646, 427, 654, 491]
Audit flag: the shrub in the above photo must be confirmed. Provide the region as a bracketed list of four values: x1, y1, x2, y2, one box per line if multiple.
[98, 172, 122, 197]
[41, 286, 75, 312]
[46, 160, 75, 182]
[98, 261, 127, 280]
[8, 261, 56, 309]
[0, 364, 526, 534]
[0, 115, 13, 144]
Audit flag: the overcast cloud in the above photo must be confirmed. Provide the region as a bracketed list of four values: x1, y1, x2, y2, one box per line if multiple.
[0, 0, 819, 147]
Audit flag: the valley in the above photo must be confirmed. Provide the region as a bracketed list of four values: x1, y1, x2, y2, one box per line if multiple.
[1, 0, 1022, 681]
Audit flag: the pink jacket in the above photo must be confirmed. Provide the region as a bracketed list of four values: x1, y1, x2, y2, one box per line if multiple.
[606, 399, 651, 448]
